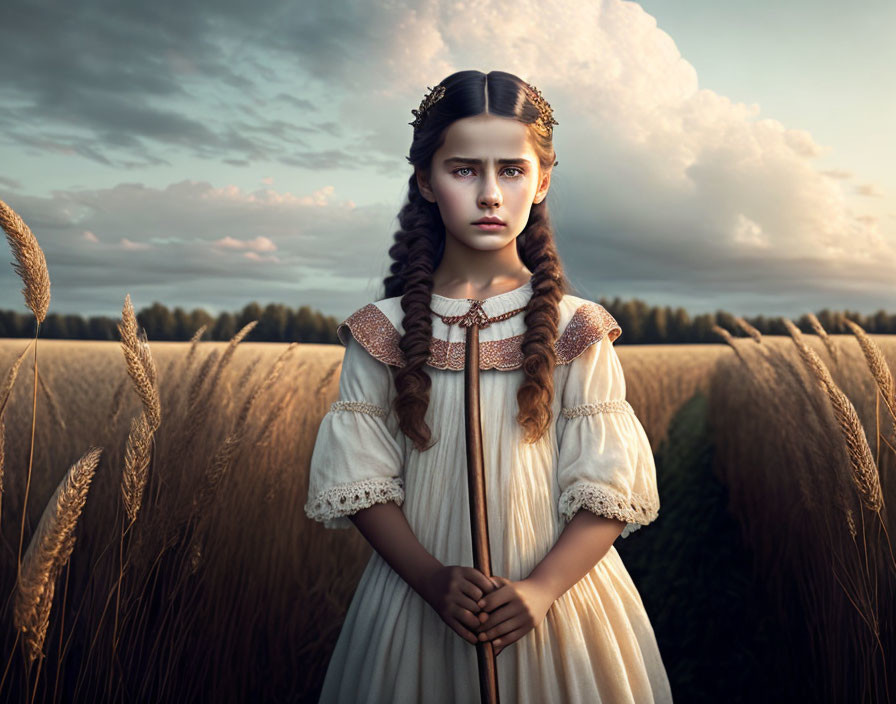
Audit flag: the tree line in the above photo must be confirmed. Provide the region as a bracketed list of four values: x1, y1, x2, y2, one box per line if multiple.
[0, 298, 892, 345]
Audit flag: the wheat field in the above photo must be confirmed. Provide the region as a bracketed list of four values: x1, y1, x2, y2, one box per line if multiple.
[1, 197, 894, 702]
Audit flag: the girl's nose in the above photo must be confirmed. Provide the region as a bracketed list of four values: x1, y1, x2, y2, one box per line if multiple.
[479, 185, 501, 208]
[478, 168, 501, 207]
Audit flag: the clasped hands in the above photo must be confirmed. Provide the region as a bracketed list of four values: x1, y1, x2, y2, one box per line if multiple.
[422, 566, 555, 656]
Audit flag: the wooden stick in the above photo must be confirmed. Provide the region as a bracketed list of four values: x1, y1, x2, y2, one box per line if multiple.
[464, 316, 500, 704]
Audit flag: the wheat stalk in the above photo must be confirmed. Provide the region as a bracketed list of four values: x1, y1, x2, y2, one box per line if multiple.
[116, 295, 163, 528]
[194, 343, 297, 515]
[807, 312, 840, 364]
[186, 344, 298, 571]
[185, 324, 207, 367]
[188, 322, 258, 432]
[108, 375, 129, 429]
[121, 411, 153, 525]
[315, 359, 343, 397]
[734, 317, 762, 343]
[209, 321, 258, 390]
[136, 328, 158, 391]
[711, 325, 750, 366]
[783, 319, 883, 512]
[0, 338, 34, 419]
[38, 370, 66, 432]
[841, 318, 896, 438]
[235, 356, 261, 391]
[1, 201, 54, 610]
[117, 295, 161, 433]
[0, 198, 51, 324]
[14, 446, 103, 664]
[0, 340, 33, 519]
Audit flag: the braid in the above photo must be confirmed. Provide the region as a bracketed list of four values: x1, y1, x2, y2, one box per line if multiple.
[385, 174, 440, 452]
[516, 203, 568, 443]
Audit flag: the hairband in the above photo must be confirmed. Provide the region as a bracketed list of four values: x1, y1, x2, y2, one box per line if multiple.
[409, 80, 558, 137]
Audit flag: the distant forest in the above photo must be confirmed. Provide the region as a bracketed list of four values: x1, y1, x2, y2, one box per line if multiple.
[0, 298, 893, 345]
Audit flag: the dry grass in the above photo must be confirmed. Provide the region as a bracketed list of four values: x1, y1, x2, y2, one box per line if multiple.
[783, 318, 883, 512]
[842, 318, 896, 441]
[1, 194, 894, 701]
[0, 336, 329, 701]
[117, 295, 162, 527]
[0, 199, 50, 324]
[709, 322, 896, 702]
[13, 447, 102, 665]
[0, 325, 893, 701]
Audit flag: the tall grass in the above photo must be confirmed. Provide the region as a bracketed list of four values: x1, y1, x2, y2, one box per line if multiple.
[0, 198, 314, 701]
[710, 321, 895, 702]
[1, 193, 894, 701]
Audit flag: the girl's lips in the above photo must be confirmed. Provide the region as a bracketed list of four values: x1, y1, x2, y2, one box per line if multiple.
[474, 222, 506, 230]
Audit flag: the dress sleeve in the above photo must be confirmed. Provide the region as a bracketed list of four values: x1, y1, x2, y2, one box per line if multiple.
[303, 332, 405, 530]
[555, 333, 660, 539]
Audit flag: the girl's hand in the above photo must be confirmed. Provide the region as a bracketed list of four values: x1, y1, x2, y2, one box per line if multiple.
[420, 565, 498, 646]
[475, 576, 555, 656]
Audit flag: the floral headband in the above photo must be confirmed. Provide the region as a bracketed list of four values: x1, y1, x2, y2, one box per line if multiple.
[409, 80, 559, 138]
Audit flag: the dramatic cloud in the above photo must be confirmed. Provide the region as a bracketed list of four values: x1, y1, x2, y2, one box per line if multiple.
[0, 181, 395, 316]
[0, 0, 890, 318]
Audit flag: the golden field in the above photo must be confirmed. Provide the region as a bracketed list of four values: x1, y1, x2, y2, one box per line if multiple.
[1, 197, 893, 702]
[0, 334, 892, 702]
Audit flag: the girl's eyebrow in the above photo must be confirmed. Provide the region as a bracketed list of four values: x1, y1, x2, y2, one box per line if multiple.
[443, 157, 532, 166]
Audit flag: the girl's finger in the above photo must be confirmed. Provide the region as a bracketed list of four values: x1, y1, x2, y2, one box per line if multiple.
[479, 584, 514, 614]
[493, 625, 528, 650]
[464, 569, 498, 597]
[449, 617, 477, 645]
[454, 594, 482, 614]
[459, 580, 488, 605]
[451, 605, 480, 631]
[478, 603, 517, 634]
[481, 613, 525, 641]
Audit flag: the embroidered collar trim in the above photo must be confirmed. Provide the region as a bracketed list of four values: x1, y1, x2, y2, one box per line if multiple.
[336, 301, 621, 371]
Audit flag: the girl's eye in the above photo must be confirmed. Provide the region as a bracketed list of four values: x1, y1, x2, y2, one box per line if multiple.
[452, 167, 524, 178]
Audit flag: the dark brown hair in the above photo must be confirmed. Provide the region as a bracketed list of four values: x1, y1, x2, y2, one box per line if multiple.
[383, 69, 571, 452]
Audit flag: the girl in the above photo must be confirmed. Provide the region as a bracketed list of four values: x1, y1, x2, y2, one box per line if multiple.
[304, 70, 673, 703]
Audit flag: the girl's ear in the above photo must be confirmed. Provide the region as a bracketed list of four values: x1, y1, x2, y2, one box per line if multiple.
[533, 167, 552, 205]
[416, 168, 437, 203]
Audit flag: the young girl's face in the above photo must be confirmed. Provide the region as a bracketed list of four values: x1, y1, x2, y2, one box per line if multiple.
[417, 113, 551, 251]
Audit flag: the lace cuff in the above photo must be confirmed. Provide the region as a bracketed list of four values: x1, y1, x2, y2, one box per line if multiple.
[560, 399, 633, 418]
[304, 476, 405, 530]
[329, 400, 388, 419]
[558, 479, 659, 539]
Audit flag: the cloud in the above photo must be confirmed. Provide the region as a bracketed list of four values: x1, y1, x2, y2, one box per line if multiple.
[0, 180, 395, 316]
[214, 235, 278, 252]
[855, 183, 884, 197]
[0, 0, 891, 317]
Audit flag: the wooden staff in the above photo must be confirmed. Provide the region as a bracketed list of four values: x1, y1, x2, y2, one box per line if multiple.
[461, 300, 500, 704]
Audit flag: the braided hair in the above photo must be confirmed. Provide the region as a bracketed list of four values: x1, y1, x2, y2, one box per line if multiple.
[384, 69, 570, 453]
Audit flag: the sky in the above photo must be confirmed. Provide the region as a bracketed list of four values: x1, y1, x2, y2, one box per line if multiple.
[0, 0, 893, 321]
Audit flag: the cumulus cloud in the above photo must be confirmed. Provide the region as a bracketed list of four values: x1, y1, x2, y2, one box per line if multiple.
[0, 0, 890, 318]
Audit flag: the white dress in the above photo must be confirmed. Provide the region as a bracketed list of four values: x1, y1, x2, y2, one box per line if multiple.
[304, 280, 673, 704]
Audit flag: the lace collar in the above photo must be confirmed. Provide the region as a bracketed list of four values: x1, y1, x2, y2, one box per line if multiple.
[337, 283, 621, 372]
